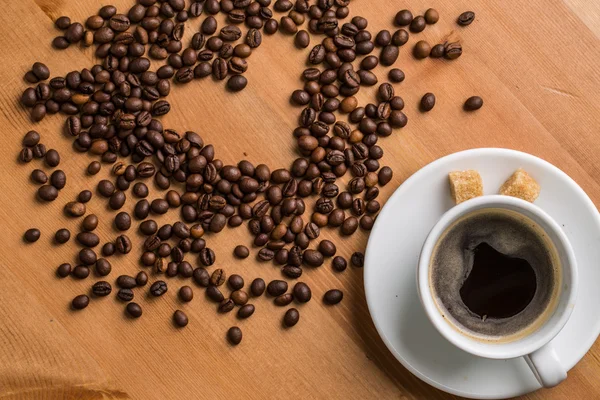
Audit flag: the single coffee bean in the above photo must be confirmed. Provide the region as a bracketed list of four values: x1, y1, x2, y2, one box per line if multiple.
[64, 202, 86, 217]
[323, 289, 343, 304]
[126, 302, 143, 318]
[410, 15, 426, 32]
[251, 278, 266, 296]
[116, 235, 132, 254]
[414, 40, 431, 59]
[92, 281, 112, 297]
[95, 258, 111, 276]
[210, 268, 226, 286]
[45, 149, 60, 167]
[395, 9, 413, 26]
[150, 280, 168, 296]
[57, 263, 71, 277]
[238, 304, 255, 319]
[420, 93, 436, 112]
[199, 247, 215, 266]
[72, 265, 90, 279]
[72, 294, 89, 310]
[424, 8, 439, 24]
[54, 228, 70, 244]
[136, 271, 148, 287]
[219, 298, 235, 313]
[173, 310, 188, 327]
[283, 308, 300, 327]
[378, 167, 393, 186]
[444, 42, 462, 59]
[206, 285, 224, 302]
[24, 228, 40, 243]
[351, 251, 365, 267]
[389, 68, 405, 83]
[293, 282, 312, 303]
[231, 290, 249, 305]
[274, 293, 293, 306]
[392, 29, 409, 46]
[228, 274, 244, 291]
[318, 240, 336, 257]
[114, 212, 131, 231]
[303, 249, 324, 267]
[267, 280, 288, 296]
[117, 288, 134, 302]
[464, 96, 484, 111]
[179, 286, 194, 302]
[430, 44, 445, 58]
[458, 11, 475, 26]
[78, 190, 92, 203]
[87, 161, 101, 175]
[227, 326, 242, 345]
[332, 256, 347, 272]
[117, 275, 137, 289]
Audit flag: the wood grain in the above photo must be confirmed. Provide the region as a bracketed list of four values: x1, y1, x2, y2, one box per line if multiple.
[0, 0, 599, 399]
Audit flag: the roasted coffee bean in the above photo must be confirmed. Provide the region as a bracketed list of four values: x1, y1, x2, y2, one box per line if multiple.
[92, 281, 112, 297]
[231, 290, 249, 306]
[95, 258, 111, 276]
[150, 280, 168, 296]
[136, 271, 148, 287]
[117, 288, 134, 302]
[414, 40, 431, 59]
[24, 228, 40, 243]
[351, 251, 365, 267]
[395, 9, 413, 26]
[341, 216, 358, 235]
[274, 293, 293, 306]
[420, 93, 436, 112]
[116, 235, 132, 254]
[444, 42, 462, 59]
[173, 310, 188, 327]
[380, 45, 399, 66]
[117, 275, 137, 289]
[303, 249, 323, 267]
[72, 265, 90, 279]
[57, 263, 72, 278]
[410, 15, 426, 32]
[318, 240, 336, 257]
[219, 298, 235, 313]
[72, 294, 89, 310]
[114, 212, 131, 231]
[126, 302, 142, 318]
[210, 268, 226, 286]
[192, 267, 210, 287]
[250, 278, 266, 297]
[424, 8, 439, 24]
[227, 326, 242, 345]
[267, 280, 288, 297]
[378, 166, 393, 186]
[430, 43, 445, 58]
[323, 289, 343, 304]
[293, 282, 312, 303]
[332, 256, 347, 272]
[45, 149, 60, 167]
[23, 130, 40, 147]
[464, 96, 484, 111]
[54, 228, 70, 244]
[178, 285, 193, 302]
[64, 201, 86, 217]
[458, 11, 475, 26]
[206, 286, 224, 303]
[283, 308, 299, 327]
[237, 304, 255, 319]
[76, 232, 100, 248]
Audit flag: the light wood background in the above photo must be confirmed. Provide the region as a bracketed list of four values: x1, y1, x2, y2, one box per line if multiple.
[1, 0, 599, 399]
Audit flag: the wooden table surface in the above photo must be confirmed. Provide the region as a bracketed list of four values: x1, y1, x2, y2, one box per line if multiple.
[1, 0, 599, 399]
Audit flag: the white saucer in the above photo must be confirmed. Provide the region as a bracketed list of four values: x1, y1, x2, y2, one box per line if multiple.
[364, 148, 600, 399]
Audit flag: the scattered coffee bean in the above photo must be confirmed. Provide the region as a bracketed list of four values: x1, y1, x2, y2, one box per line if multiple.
[351, 252, 365, 267]
[293, 282, 312, 303]
[414, 40, 431, 59]
[24, 228, 40, 243]
[332, 256, 347, 272]
[117, 288, 134, 302]
[238, 304, 255, 319]
[72, 294, 89, 310]
[424, 8, 439, 24]
[464, 96, 483, 111]
[323, 289, 343, 305]
[150, 280, 168, 296]
[126, 302, 143, 318]
[228, 274, 244, 290]
[57, 263, 71, 278]
[420, 93, 436, 112]
[283, 308, 300, 327]
[54, 228, 70, 244]
[92, 281, 112, 297]
[234, 245, 249, 259]
[136, 271, 148, 286]
[173, 310, 188, 327]
[227, 326, 242, 345]
[395, 10, 413, 26]
[251, 278, 266, 296]
[179, 285, 194, 302]
[410, 16, 426, 33]
[458, 11, 475, 26]
[267, 279, 287, 296]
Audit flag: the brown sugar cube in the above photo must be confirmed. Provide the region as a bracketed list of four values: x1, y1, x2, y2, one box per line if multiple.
[499, 168, 540, 203]
[448, 170, 483, 204]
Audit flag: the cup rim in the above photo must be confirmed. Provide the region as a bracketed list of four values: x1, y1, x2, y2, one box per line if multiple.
[417, 195, 578, 359]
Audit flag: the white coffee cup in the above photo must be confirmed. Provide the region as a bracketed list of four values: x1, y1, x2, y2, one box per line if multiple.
[417, 195, 577, 388]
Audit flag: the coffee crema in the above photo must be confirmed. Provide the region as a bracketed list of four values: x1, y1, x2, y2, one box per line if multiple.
[429, 208, 561, 342]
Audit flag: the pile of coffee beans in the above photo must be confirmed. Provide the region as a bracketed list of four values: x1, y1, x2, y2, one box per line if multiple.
[19, 0, 480, 346]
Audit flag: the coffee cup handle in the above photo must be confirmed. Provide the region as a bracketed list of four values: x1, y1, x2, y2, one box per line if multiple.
[524, 344, 567, 388]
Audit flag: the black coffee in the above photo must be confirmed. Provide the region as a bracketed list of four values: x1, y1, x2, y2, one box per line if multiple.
[430, 209, 560, 340]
